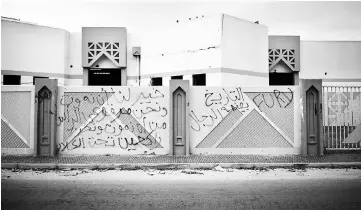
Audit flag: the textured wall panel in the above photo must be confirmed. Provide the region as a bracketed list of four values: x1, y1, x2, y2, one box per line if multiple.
[245, 92, 294, 142]
[1, 120, 29, 148]
[196, 110, 243, 148]
[116, 108, 163, 149]
[218, 110, 292, 148]
[62, 92, 114, 141]
[1, 91, 31, 142]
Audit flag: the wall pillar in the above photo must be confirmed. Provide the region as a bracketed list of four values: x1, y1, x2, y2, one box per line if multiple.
[300, 79, 323, 155]
[34, 78, 58, 156]
[169, 79, 190, 156]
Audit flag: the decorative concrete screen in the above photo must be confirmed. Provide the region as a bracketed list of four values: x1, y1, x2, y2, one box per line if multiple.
[1, 86, 35, 154]
[189, 86, 300, 154]
[56, 86, 169, 155]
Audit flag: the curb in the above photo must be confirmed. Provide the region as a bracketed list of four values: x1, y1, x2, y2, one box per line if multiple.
[2, 162, 361, 170]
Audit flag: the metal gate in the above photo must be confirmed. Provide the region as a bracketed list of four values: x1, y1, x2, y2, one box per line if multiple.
[322, 86, 361, 150]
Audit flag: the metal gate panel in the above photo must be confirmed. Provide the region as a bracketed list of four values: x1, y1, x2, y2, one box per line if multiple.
[322, 86, 361, 150]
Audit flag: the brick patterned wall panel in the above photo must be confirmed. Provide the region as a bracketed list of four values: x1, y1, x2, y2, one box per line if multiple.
[196, 110, 243, 148]
[1, 92, 31, 142]
[1, 120, 29, 148]
[62, 92, 114, 141]
[245, 92, 294, 142]
[217, 110, 292, 148]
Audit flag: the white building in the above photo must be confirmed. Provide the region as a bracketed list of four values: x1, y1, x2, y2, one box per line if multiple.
[2, 14, 361, 87]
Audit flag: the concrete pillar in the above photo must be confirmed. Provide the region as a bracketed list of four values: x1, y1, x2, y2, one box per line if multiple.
[34, 78, 58, 156]
[169, 79, 190, 156]
[300, 79, 323, 155]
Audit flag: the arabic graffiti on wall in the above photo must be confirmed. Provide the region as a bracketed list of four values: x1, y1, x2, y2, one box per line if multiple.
[189, 87, 250, 132]
[189, 87, 295, 149]
[56, 87, 169, 153]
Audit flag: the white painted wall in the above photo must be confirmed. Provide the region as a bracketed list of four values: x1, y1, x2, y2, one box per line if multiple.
[66, 79, 82, 86]
[68, 32, 82, 76]
[141, 15, 222, 75]
[221, 14, 269, 74]
[1, 19, 70, 75]
[300, 41, 361, 79]
[189, 86, 300, 155]
[20, 76, 33, 85]
[206, 72, 222, 86]
[221, 73, 269, 87]
[56, 86, 170, 155]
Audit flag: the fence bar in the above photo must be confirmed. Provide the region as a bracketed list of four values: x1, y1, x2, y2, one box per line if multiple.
[342, 87, 345, 148]
[337, 87, 342, 148]
[331, 87, 334, 148]
[323, 87, 326, 147]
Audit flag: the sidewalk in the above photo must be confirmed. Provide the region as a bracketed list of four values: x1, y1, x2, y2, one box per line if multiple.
[2, 154, 361, 170]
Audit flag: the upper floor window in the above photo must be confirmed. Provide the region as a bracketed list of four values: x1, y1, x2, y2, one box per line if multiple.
[3, 75, 21, 85]
[151, 77, 162, 86]
[193, 74, 206, 86]
[171, 75, 183, 80]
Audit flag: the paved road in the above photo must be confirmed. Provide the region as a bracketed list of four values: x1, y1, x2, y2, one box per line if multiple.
[2, 169, 361, 210]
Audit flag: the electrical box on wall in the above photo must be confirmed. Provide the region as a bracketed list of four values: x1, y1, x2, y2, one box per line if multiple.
[132, 47, 141, 56]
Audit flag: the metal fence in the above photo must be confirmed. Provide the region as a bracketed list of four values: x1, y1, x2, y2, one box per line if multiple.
[322, 86, 361, 150]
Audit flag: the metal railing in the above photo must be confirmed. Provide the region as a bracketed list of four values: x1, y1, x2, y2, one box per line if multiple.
[322, 86, 361, 150]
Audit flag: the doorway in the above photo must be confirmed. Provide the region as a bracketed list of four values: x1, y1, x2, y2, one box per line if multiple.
[269, 72, 294, 86]
[88, 69, 122, 86]
[306, 86, 319, 155]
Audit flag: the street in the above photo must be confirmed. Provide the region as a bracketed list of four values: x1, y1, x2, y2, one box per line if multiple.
[2, 168, 361, 210]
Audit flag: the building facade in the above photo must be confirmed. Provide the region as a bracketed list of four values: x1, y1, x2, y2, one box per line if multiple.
[1, 14, 360, 156]
[2, 14, 361, 87]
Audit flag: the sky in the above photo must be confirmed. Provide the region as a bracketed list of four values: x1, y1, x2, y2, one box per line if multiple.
[1, 0, 361, 41]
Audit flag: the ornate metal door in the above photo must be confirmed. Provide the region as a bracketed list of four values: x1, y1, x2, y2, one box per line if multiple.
[173, 87, 186, 156]
[37, 87, 52, 156]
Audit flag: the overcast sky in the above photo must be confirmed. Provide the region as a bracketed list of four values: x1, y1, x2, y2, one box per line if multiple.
[2, 0, 361, 41]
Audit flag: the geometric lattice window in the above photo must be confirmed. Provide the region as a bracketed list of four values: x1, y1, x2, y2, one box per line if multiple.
[87, 42, 120, 65]
[269, 49, 295, 70]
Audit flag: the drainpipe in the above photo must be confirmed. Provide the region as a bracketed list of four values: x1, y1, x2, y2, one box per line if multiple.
[132, 47, 141, 86]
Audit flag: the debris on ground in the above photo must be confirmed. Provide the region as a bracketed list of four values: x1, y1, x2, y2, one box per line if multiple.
[145, 169, 166, 176]
[213, 165, 226, 172]
[288, 168, 307, 173]
[146, 169, 156, 176]
[57, 169, 91, 176]
[81, 169, 92, 173]
[12, 169, 22, 173]
[181, 170, 204, 175]
[1, 175, 11, 180]
[257, 167, 270, 172]
[63, 172, 80, 176]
